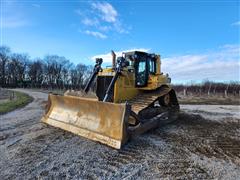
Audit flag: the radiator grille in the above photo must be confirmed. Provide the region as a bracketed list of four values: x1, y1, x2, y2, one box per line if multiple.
[96, 76, 114, 102]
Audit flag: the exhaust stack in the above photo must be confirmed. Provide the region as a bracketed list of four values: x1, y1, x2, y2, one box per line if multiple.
[111, 50, 116, 69]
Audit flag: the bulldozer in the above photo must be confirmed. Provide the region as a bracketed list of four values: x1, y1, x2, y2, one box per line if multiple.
[42, 51, 179, 149]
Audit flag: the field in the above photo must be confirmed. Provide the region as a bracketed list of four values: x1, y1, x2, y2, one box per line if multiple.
[178, 94, 240, 105]
[0, 89, 239, 179]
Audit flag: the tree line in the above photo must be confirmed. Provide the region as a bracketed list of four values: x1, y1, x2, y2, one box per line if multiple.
[1, 45, 239, 95]
[0, 46, 92, 89]
[173, 81, 240, 96]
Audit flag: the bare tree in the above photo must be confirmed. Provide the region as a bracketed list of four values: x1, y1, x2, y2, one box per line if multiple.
[0, 46, 96, 89]
[0, 46, 11, 87]
[28, 59, 44, 88]
[12, 53, 30, 87]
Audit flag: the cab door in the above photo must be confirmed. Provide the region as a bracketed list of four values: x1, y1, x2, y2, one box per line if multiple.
[135, 56, 149, 87]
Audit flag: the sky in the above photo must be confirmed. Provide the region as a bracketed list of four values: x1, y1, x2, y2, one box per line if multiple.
[1, 0, 240, 83]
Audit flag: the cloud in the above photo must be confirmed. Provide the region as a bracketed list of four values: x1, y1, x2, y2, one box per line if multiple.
[91, 48, 150, 62]
[99, 25, 111, 32]
[84, 30, 107, 39]
[82, 17, 99, 26]
[32, 4, 41, 8]
[76, 1, 128, 39]
[231, 21, 240, 26]
[113, 21, 129, 34]
[161, 44, 240, 83]
[91, 2, 118, 23]
[90, 45, 239, 82]
[75, 9, 83, 16]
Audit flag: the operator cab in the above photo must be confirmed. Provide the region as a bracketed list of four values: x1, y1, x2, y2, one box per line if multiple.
[125, 51, 157, 87]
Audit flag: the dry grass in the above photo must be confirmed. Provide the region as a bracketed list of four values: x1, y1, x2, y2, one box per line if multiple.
[177, 94, 240, 105]
[0, 90, 33, 115]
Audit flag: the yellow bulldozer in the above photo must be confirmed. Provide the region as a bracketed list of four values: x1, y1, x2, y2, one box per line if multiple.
[42, 51, 179, 149]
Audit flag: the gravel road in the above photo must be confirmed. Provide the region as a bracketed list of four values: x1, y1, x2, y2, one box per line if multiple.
[0, 89, 239, 179]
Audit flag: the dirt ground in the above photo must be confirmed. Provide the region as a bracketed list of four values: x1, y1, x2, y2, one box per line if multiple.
[0, 89, 239, 179]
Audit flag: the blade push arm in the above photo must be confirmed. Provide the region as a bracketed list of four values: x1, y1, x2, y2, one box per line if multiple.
[103, 57, 129, 102]
[84, 58, 103, 93]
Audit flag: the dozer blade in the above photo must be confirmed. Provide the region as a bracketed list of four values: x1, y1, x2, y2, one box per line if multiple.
[41, 94, 130, 149]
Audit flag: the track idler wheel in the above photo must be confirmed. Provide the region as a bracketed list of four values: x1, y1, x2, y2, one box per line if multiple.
[159, 93, 171, 106]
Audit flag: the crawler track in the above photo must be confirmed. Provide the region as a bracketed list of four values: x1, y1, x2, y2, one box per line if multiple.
[129, 86, 179, 114]
[128, 86, 179, 129]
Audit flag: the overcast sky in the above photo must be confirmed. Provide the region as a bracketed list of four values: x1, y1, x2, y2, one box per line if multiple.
[1, 0, 239, 83]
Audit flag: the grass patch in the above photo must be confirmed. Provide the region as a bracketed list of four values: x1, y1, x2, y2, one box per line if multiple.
[0, 91, 33, 115]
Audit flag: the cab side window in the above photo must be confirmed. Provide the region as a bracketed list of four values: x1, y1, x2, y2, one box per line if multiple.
[149, 58, 156, 74]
